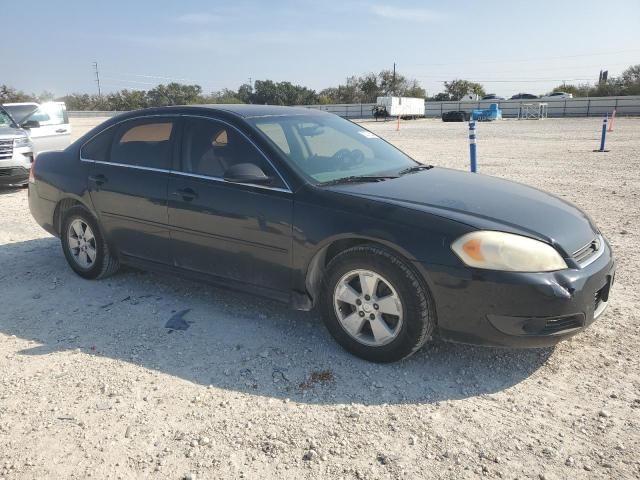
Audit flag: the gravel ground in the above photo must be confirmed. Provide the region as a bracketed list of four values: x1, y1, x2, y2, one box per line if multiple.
[0, 117, 638, 480]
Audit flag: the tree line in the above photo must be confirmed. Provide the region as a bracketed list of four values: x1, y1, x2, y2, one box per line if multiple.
[1, 64, 638, 110]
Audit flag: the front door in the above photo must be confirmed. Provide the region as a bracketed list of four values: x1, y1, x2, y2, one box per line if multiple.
[82, 117, 177, 264]
[168, 116, 293, 293]
[23, 103, 71, 154]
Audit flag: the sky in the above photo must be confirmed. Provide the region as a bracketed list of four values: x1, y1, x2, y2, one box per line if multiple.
[2, 0, 640, 98]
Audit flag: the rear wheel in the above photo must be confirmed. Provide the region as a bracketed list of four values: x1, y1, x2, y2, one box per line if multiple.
[61, 206, 119, 279]
[320, 244, 436, 362]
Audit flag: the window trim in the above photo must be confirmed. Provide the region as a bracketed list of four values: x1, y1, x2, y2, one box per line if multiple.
[80, 114, 292, 194]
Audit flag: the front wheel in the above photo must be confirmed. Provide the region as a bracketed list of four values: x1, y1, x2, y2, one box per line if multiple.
[320, 244, 436, 362]
[61, 206, 120, 279]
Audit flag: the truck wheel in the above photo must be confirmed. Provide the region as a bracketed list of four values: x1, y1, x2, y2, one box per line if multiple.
[61, 206, 119, 280]
[320, 244, 436, 362]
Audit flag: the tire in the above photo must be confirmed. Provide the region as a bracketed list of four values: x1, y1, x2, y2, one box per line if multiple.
[320, 244, 436, 363]
[61, 206, 119, 279]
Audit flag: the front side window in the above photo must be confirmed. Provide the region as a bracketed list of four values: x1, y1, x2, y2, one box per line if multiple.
[110, 119, 175, 169]
[28, 103, 67, 126]
[249, 114, 416, 184]
[181, 117, 284, 187]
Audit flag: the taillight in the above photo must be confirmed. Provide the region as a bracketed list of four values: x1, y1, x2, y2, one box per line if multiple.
[29, 155, 36, 183]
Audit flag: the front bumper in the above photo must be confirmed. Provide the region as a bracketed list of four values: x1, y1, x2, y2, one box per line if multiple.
[415, 239, 616, 347]
[0, 166, 29, 186]
[0, 145, 34, 186]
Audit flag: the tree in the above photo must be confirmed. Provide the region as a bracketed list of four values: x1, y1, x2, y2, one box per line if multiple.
[402, 79, 426, 99]
[551, 84, 592, 97]
[0, 85, 36, 103]
[146, 83, 203, 107]
[58, 93, 101, 110]
[442, 79, 486, 100]
[105, 89, 148, 110]
[620, 64, 640, 95]
[359, 73, 380, 103]
[430, 92, 451, 101]
[202, 89, 243, 104]
[244, 80, 318, 105]
[236, 84, 254, 103]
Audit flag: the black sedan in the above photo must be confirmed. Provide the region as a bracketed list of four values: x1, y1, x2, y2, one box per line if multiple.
[28, 105, 615, 362]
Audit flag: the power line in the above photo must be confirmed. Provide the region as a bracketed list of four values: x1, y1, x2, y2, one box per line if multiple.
[410, 75, 597, 83]
[408, 48, 640, 68]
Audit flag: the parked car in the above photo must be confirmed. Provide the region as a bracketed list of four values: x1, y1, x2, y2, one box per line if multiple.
[541, 92, 574, 100]
[2, 102, 71, 154]
[481, 94, 505, 101]
[510, 93, 539, 100]
[442, 111, 470, 122]
[0, 105, 35, 186]
[29, 105, 615, 362]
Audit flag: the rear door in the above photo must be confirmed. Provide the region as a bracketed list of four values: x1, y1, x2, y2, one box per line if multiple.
[23, 103, 71, 153]
[82, 116, 177, 264]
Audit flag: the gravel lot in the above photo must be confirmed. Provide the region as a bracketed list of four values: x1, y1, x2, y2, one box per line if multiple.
[1, 116, 639, 480]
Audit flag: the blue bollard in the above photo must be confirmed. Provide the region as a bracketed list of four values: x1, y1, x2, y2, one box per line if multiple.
[469, 121, 477, 172]
[594, 114, 609, 152]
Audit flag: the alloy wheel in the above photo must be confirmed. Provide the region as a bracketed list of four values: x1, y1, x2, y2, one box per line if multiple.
[333, 269, 403, 346]
[67, 218, 97, 269]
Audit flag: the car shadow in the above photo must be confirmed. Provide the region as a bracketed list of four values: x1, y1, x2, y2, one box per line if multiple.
[0, 238, 553, 405]
[0, 185, 27, 195]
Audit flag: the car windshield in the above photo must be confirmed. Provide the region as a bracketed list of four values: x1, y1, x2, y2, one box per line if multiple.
[3, 104, 38, 123]
[248, 114, 418, 184]
[0, 106, 17, 128]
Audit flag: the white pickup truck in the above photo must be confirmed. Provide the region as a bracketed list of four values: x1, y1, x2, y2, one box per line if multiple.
[0, 102, 71, 186]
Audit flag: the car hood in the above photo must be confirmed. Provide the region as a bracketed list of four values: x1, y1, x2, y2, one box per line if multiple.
[328, 167, 597, 255]
[0, 126, 24, 139]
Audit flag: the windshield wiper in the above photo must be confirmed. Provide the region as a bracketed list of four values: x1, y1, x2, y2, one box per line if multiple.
[319, 175, 399, 186]
[398, 164, 434, 175]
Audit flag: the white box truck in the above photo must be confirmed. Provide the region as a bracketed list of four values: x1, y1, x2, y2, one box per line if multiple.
[376, 96, 425, 119]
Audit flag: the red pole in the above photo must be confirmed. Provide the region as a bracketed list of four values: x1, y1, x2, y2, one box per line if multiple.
[396, 115, 400, 131]
[608, 109, 616, 132]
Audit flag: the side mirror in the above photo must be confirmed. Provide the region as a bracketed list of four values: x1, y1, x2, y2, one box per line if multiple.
[223, 163, 272, 185]
[20, 120, 40, 129]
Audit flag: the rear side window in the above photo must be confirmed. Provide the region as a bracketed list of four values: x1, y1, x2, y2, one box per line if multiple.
[110, 119, 175, 169]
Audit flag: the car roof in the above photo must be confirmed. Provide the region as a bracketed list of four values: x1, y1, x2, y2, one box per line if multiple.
[171, 104, 326, 119]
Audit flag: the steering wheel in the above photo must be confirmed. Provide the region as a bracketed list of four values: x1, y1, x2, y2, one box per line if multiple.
[332, 148, 365, 170]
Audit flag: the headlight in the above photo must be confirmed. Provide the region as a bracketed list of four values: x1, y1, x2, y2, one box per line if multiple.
[451, 231, 567, 272]
[14, 136, 32, 148]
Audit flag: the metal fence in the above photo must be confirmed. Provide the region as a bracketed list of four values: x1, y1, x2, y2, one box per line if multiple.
[425, 95, 640, 118]
[68, 95, 640, 120]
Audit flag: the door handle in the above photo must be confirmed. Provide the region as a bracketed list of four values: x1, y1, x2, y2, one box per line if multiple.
[174, 187, 198, 201]
[55, 129, 68, 133]
[88, 174, 107, 187]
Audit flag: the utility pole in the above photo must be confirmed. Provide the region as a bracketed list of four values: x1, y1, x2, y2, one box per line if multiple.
[93, 62, 102, 97]
[249, 77, 252, 89]
[393, 62, 396, 95]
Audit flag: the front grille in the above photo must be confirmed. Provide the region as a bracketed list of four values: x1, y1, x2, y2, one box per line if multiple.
[573, 237, 601, 265]
[540, 314, 584, 334]
[595, 284, 607, 311]
[0, 139, 13, 160]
